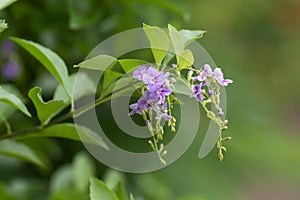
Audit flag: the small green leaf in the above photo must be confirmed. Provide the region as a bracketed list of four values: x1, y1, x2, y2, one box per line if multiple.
[16, 123, 109, 150]
[178, 49, 194, 69]
[168, 24, 185, 57]
[28, 87, 66, 125]
[129, 194, 135, 200]
[179, 29, 206, 44]
[73, 152, 95, 192]
[143, 24, 169, 65]
[118, 59, 148, 72]
[0, 139, 44, 167]
[0, 86, 31, 117]
[11, 37, 71, 97]
[75, 55, 117, 70]
[89, 177, 119, 200]
[0, 20, 8, 33]
[50, 164, 74, 193]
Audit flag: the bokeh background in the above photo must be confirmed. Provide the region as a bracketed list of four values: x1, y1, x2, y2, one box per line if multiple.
[1, 0, 300, 199]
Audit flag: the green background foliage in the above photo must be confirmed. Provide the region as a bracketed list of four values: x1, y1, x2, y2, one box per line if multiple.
[0, 0, 300, 199]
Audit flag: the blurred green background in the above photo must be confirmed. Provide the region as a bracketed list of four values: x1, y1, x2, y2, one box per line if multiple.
[1, 0, 300, 199]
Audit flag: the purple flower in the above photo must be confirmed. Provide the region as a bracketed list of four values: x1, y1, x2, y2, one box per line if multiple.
[129, 98, 150, 116]
[191, 83, 203, 102]
[193, 64, 213, 81]
[156, 87, 172, 104]
[133, 65, 148, 80]
[157, 102, 171, 121]
[2, 61, 21, 80]
[213, 68, 233, 86]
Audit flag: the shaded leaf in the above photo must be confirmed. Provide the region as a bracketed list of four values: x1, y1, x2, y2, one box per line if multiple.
[103, 70, 123, 91]
[73, 152, 95, 192]
[89, 177, 119, 200]
[0, 86, 31, 117]
[75, 55, 117, 70]
[54, 73, 95, 102]
[143, 24, 169, 65]
[49, 164, 74, 193]
[28, 87, 66, 125]
[0, 139, 44, 167]
[11, 37, 71, 97]
[129, 194, 135, 200]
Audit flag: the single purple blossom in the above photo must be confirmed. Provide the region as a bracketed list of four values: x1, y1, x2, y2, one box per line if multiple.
[2, 61, 21, 80]
[156, 87, 172, 104]
[191, 83, 203, 102]
[213, 67, 233, 86]
[193, 64, 213, 81]
[129, 98, 150, 116]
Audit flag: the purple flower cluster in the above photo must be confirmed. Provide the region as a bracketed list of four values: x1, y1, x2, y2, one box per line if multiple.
[129, 65, 173, 121]
[191, 64, 233, 102]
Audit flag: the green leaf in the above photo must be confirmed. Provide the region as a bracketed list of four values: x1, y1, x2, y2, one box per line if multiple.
[75, 55, 117, 70]
[50, 164, 74, 193]
[178, 49, 194, 69]
[0, 139, 44, 167]
[11, 37, 71, 97]
[168, 24, 185, 57]
[89, 177, 119, 200]
[0, 20, 8, 33]
[118, 59, 148, 72]
[143, 24, 169, 65]
[28, 87, 66, 125]
[103, 170, 124, 190]
[103, 71, 123, 91]
[16, 123, 109, 150]
[0, 86, 31, 117]
[0, 0, 17, 10]
[54, 73, 95, 102]
[179, 29, 206, 44]
[73, 152, 95, 192]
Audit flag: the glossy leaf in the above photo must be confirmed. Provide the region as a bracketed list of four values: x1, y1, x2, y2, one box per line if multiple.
[0, 139, 44, 167]
[168, 24, 184, 57]
[89, 177, 119, 200]
[0, 20, 8, 33]
[11, 37, 71, 97]
[103, 70, 123, 91]
[0, 86, 31, 117]
[143, 24, 169, 65]
[118, 59, 148, 72]
[16, 123, 109, 150]
[75, 55, 117, 70]
[28, 87, 66, 125]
